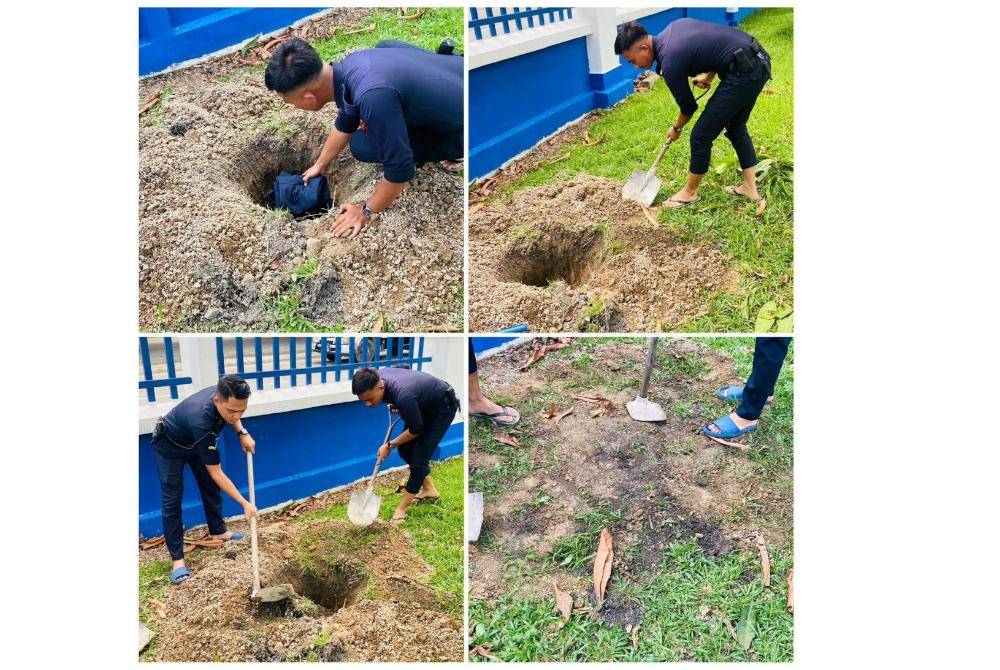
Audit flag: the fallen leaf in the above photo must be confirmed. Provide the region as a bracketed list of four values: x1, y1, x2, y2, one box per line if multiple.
[553, 581, 573, 622]
[554, 407, 574, 425]
[640, 205, 658, 226]
[539, 404, 557, 419]
[757, 536, 771, 587]
[736, 604, 757, 653]
[697, 604, 712, 620]
[786, 567, 794, 613]
[591, 405, 606, 418]
[147, 598, 167, 619]
[519, 345, 546, 371]
[704, 434, 751, 452]
[593, 528, 614, 608]
[141, 535, 166, 550]
[342, 22, 376, 36]
[469, 202, 486, 216]
[712, 609, 737, 640]
[398, 7, 428, 20]
[763, 87, 780, 95]
[138, 90, 162, 116]
[470, 643, 496, 659]
[631, 624, 640, 650]
[492, 429, 520, 447]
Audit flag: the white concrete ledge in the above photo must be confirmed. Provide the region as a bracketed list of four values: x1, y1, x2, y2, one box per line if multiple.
[468, 16, 592, 69]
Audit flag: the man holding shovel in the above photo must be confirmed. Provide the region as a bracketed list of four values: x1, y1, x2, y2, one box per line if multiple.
[264, 38, 463, 239]
[615, 18, 771, 208]
[352, 366, 459, 524]
[151, 375, 260, 585]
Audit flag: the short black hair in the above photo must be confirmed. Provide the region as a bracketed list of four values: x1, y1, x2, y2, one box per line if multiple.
[614, 21, 649, 55]
[216, 374, 251, 401]
[264, 38, 323, 93]
[352, 368, 381, 395]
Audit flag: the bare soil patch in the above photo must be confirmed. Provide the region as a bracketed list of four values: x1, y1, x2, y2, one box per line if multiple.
[469, 176, 739, 332]
[147, 518, 462, 661]
[138, 9, 462, 331]
[469, 339, 792, 608]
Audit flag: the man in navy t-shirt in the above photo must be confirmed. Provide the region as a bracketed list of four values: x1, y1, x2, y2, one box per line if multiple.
[265, 38, 463, 240]
[615, 18, 772, 208]
[352, 366, 458, 524]
[152, 375, 260, 585]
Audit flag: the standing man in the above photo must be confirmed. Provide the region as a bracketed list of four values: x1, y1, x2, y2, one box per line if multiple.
[615, 18, 772, 208]
[705, 337, 791, 439]
[152, 374, 260, 585]
[352, 366, 459, 524]
[264, 38, 463, 239]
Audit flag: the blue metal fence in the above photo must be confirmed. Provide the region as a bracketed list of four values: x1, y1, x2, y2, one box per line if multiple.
[469, 7, 574, 40]
[215, 336, 430, 390]
[138, 337, 193, 402]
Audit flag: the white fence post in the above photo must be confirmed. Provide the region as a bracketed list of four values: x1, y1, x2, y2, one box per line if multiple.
[580, 7, 620, 77]
[179, 337, 219, 395]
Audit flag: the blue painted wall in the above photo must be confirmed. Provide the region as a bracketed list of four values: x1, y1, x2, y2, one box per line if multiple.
[139, 7, 327, 76]
[469, 7, 757, 178]
[139, 399, 465, 537]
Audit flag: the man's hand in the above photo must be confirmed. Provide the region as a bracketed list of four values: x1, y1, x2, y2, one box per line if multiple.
[302, 162, 326, 185]
[378, 442, 392, 460]
[242, 502, 259, 523]
[667, 126, 682, 142]
[692, 73, 713, 89]
[330, 203, 369, 240]
[240, 433, 256, 454]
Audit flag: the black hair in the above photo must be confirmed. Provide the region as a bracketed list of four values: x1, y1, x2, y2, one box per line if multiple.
[352, 368, 381, 395]
[614, 21, 649, 55]
[264, 38, 323, 93]
[216, 374, 251, 401]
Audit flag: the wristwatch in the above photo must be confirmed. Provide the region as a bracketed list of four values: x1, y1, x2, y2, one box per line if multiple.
[672, 125, 683, 134]
[361, 203, 375, 220]
[238, 429, 250, 437]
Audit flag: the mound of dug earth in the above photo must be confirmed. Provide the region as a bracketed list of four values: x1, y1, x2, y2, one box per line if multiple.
[139, 69, 462, 331]
[150, 519, 462, 662]
[469, 175, 738, 332]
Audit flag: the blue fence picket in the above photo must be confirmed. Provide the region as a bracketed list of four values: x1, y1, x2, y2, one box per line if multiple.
[138, 337, 193, 402]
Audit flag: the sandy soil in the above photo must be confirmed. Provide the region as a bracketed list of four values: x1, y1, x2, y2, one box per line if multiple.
[469, 176, 738, 332]
[469, 339, 792, 614]
[138, 9, 463, 331]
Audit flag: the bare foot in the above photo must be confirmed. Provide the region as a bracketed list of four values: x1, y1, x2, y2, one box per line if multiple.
[210, 530, 235, 541]
[664, 188, 701, 209]
[724, 184, 762, 202]
[391, 509, 407, 525]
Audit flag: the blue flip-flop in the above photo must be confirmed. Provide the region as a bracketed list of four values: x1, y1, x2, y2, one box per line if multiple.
[222, 532, 245, 542]
[716, 385, 745, 402]
[470, 406, 520, 427]
[703, 415, 757, 439]
[170, 566, 192, 585]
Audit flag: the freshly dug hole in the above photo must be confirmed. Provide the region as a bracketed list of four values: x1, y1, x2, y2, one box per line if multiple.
[501, 227, 605, 287]
[230, 129, 331, 209]
[280, 560, 366, 612]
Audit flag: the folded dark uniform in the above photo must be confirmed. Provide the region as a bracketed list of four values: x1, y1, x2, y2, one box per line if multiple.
[265, 172, 332, 217]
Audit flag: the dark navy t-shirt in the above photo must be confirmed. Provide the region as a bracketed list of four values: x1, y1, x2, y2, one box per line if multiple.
[652, 18, 754, 115]
[332, 47, 463, 183]
[378, 366, 451, 436]
[160, 386, 225, 465]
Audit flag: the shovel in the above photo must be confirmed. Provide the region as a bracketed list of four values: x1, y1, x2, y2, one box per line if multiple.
[626, 337, 667, 422]
[247, 451, 296, 603]
[622, 86, 711, 206]
[467, 492, 484, 543]
[348, 412, 399, 527]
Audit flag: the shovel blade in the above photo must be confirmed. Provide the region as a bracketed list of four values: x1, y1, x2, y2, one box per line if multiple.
[467, 492, 484, 542]
[626, 395, 667, 422]
[622, 169, 662, 207]
[253, 583, 297, 602]
[347, 489, 382, 527]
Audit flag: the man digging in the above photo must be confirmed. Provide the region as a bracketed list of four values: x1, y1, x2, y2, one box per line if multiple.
[352, 366, 459, 524]
[264, 37, 463, 239]
[151, 375, 260, 585]
[615, 18, 772, 208]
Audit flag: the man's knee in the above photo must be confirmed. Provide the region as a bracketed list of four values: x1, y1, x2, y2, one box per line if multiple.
[348, 134, 380, 164]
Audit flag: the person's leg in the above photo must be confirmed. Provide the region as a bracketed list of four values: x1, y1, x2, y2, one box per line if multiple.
[468, 346, 520, 426]
[408, 127, 463, 165]
[736, 337, 791, 421]
[189, 453, 232, 540]
[393, 401, 457, 522]
[722, 84, 767, 202]
[153, 442, 188, 567]
[666, 89, 730, 208]
[348, 132, 381, 165]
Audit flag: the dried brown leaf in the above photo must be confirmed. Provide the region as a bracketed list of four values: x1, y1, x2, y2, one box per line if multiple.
[469, 644, 497, 659]
[469, 202, 486, 216]
[763, 87, 780, 95]
[786, 567, 794, 613]
[492, 429, 520, 447]
[712, 609, 738, 641]
[593, 528, 614, 607]
[141, 535, 166, 550]
[539, 404, 557, 419]
[631, 624, 640, 651]
[519, 345, 546, 371]
[554, 407, 574, 425]
[757, 536, 771, 587]
[138, 90, 162, 116]
[553, 581, 573, 622]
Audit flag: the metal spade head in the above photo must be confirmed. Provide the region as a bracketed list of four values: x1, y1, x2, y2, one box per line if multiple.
[347, 489, 382, 527]
[622, 169, 663, 207]
[252, 583, 297, 602]
[467, 492, 484, 543]
[626, 395, 667, 422]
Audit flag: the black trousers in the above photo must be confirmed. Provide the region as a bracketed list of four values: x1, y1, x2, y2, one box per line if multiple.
[468, 345, 478, 375]
[689, 46, 771, 175]
[152, 439, 227, 560]
[397, 392, 459, 494]
[736, 336, 791, 421]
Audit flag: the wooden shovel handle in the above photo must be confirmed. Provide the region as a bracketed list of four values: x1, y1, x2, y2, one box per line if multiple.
[648, 138, 674, 172]
[247, 451, 261, 595]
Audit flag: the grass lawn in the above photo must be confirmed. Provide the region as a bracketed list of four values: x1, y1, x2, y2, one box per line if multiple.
[312, 7, 464, 60]
[495, 8, 794, 333]
[469, 338, 793, 662]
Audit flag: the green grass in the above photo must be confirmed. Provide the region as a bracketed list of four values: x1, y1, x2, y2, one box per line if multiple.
[493, 8, 794, 333]
[302, 456, 465, 615]
[549, 503, 624, 570]
[470, 540, 792, 662]
[312, 8, 464, 61]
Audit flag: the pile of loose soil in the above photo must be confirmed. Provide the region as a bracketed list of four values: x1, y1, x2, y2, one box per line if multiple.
[469, 339, 792, 615]
[138, 10, 462, 331]
[149, 518, 463, 662]
[469, 176, 739, 332]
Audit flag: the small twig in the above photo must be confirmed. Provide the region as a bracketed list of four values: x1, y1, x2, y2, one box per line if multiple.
[541, 152, 571, 167]
[398, 8, 429, 20]
[705, 434, 751, 452]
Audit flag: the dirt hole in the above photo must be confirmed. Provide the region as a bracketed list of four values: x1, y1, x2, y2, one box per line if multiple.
[501, 227, 606, 287]
[283, 561, 367, 612]
[231, 129, 332, 209]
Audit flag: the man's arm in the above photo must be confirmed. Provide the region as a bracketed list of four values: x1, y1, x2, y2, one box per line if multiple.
[664, 69, 700, 141]
[303, 127, 352, 183]
[377, 427, 418, 459]
[229, 418, 255, 454]
[206, 464, 258, 521]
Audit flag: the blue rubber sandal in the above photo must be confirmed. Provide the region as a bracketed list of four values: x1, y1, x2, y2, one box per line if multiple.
[716, 385, 745, 402]
[170, 566, 192, 585]
[703, 415, 757, 439]
[222, 532, 245, 542]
